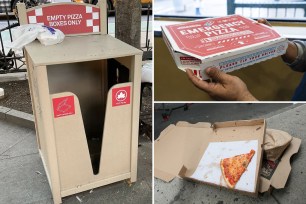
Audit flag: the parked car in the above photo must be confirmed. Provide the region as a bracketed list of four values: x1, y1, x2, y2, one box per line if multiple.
[90, 0, 152, 10]
[0, 0, 39, 13]
[0, 0, 152, 14]
[0, 0, 14, 13]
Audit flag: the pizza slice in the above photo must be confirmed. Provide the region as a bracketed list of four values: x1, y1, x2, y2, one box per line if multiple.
[220, 149, 255, 188]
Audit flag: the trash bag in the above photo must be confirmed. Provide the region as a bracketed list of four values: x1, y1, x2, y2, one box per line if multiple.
[37, 25, 65, 46]
[141, 61, 152, 83]
[6, 24, 65, 51]
[263, 129, 293, 161]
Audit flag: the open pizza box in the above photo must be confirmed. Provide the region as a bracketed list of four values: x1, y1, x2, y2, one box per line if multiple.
[154, 119, 301, 196]
[161, 15, 288, 80]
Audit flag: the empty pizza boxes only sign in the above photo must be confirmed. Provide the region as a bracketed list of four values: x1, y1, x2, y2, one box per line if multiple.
[161, 15, 288, 80]
[154, 119, 301, 196]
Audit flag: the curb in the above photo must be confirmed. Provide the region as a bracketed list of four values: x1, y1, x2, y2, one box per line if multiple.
[0, 106, 34, 129]
[0, 71, 28, 83]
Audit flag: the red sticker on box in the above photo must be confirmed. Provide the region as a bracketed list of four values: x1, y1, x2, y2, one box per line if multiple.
[180, 57, 201, 65]
[26, 4, 100, 35]
[112, 86, 131, 107]
[52, 96, 75, 118]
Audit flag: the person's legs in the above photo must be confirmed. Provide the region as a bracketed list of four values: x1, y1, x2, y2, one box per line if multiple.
[195, 7, 201, 15]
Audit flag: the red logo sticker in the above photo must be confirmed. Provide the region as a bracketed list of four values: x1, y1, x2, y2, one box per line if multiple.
[52, 96, 75, 118]
[112, 86, 131, 107]
[180, 56, 201, 65]
[26, 4, 100, 35]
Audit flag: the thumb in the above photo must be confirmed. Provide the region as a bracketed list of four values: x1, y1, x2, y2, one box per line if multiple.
[257, 18, 272, 27]
[186, 69, 213, 92]
[206, 67, 230, 83]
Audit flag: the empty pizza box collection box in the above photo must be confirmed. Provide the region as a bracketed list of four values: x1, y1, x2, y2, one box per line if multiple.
[161, 15, 288, 80]
[154, 119, 301, 196]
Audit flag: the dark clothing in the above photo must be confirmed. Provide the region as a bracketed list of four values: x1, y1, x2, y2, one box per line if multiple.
[288, 41, 306, 101]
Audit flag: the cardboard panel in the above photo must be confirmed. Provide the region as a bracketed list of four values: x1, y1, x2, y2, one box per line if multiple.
[154, 122, 213, 182]
[98, 82, 133, 178]
[51, 92, 93, 190]
[259, 137, 301, 192]
[154, 119, 266, 196]
[52, 82, 133, 191]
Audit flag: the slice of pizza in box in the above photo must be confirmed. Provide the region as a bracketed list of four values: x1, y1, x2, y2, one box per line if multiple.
[161, 15, 288, 80]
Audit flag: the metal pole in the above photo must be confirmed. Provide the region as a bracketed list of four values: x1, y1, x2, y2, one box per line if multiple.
[5, 6, 18, 70]
[145, 3, 151, 50]
[0, 32, 7, 71]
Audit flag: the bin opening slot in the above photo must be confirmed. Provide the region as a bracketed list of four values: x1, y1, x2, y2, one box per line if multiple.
[47, 59, 130, 175]
[47, 61, 105, 175]
[108, 58, 130, 88]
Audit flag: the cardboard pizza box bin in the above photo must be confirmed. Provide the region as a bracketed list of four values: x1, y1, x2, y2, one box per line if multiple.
[18, 1, 142, 203]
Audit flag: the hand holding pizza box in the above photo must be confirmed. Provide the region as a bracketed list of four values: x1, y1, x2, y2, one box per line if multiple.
[161, 15, 288, 80]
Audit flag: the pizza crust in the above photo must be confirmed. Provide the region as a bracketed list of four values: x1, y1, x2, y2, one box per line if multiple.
[220, 159, 235, 188]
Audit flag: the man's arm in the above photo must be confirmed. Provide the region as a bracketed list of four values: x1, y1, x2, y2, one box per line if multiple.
[283, 40, 306, 72]
[257, 19, 306, 72]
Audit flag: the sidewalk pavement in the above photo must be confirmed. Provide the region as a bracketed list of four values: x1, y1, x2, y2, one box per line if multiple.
[154, 104, 306, 204]
[0, 119, 152, 203]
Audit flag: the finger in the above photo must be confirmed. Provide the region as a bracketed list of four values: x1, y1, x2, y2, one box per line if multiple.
[257, 18, 272, 27]
[186, 69, 213, 92]
[205, 67, 231, 84]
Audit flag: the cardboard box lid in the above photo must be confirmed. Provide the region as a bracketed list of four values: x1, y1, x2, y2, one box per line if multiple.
[154, 119, 266, 195]
[161, 15, 286, 62]
[154, 121, 212, 182]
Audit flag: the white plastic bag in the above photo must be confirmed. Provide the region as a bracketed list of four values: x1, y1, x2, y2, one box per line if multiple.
[37, 25, 65, 46]
[0, 29, 15, 55]
[6, 24, 65, 51]
[141, 61, 152, 83]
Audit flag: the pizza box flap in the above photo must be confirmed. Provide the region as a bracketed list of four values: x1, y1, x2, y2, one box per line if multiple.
[154, 122, 213, 182]
[161, 14, 287, 63]
[259, 137, 301, 193]
[154, 118, 266, 197]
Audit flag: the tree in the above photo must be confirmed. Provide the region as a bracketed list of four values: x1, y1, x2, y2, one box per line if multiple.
[115, 0, 141, 49]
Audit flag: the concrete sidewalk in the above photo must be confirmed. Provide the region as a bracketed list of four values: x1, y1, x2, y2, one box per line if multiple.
[0, 119, 152, 203]
[154, 104, 306, 204]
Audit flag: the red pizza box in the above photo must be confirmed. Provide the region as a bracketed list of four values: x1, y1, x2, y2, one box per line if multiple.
[161, 15, 288, 80]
